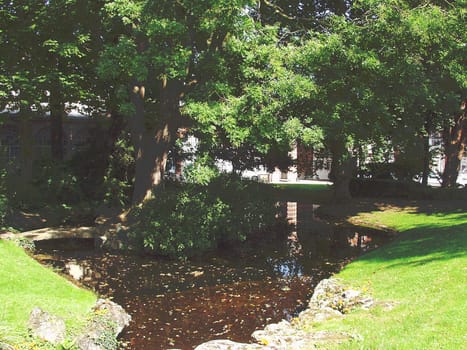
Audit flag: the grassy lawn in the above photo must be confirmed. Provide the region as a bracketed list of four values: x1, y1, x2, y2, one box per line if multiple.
[271, 183, 332, 203]
[310, 204, 467, 349]
[0, 240, 96, 347]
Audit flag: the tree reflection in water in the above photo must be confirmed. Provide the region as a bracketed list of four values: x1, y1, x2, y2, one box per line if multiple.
[34, 202, 390, 350]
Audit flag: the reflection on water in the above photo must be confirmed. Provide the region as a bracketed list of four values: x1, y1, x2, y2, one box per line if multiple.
[34, 202, 390, 350]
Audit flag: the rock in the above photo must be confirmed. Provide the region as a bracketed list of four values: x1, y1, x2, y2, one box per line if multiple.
[194, 340, 266, 349]
[75, 299, 131, 350]
[27, 307, 66, 345]
[252, 320, 311, 349]
[196, 278, 371, 350]
[298, 306, 343, 323]
[309, 278, 374, 313]
[309, 278, 344, 309]
[0, 342, 15, 350]
[252, 320, 350, 349]
[92, 299, 131, 335]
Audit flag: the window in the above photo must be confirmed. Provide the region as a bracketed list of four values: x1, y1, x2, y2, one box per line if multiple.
[0, 128, 20, 162]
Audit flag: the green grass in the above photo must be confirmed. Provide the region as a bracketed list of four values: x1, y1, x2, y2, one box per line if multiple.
[271, 183, 332, 203]
[0, 240, 96, 346]
[311, 206, 467, 349]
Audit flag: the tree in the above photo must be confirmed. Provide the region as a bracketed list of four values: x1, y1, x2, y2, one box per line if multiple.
[184, 25, 322, 177]
[257, 0, 351, 31]
[97, 1, 250, 203]
[352, 0, 466, 187]
[289, 0, 466, 199]
[442, 100, 467, 187]
[0, 0, 103, 163]
[98, 0, 318, 204]
[291, 17, 389, 200]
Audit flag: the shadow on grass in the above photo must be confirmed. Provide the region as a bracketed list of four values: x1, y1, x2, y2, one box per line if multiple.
[271, 184, 333, 203]
[316, 197, 467, 269]
[357, 220, 467, 267]
[318, 198, 467, 222]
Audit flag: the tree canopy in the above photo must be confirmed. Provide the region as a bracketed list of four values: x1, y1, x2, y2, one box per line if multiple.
[1, 0, 466, 205]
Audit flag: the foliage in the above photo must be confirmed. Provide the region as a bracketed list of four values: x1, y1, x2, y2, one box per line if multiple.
[11, 237, 35, 252]
[0, 170, 8, 228]
[283, 0, 466, 196]
[33, 161, 84, 205]
[182, 155, 220, 186]
[184, 24, 321, 174]
[1, 0, 465, 204]
[351, 0, 466, 186]
[101, 135, 135, 206]
[98, 0, 260, 203]
[128, 174, 277, 257]
[69, 122, 135, 206]
[257, 0, 352, 32]
[2, 160, 84, 211]
[0, 0, 103, 111]
[91, 314, 119, 350]
[1, 119, 134, 210]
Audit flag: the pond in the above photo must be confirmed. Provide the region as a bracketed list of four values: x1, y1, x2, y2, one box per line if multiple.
[33, 203, 390, 349]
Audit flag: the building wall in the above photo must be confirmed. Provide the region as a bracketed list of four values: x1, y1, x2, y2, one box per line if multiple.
[0, 114, 95, 164]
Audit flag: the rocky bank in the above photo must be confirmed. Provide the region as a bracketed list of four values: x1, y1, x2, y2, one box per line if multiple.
[194, 278, 374, 350]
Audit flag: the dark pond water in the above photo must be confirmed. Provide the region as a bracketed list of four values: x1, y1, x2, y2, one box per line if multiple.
[33, 203, 390, 350]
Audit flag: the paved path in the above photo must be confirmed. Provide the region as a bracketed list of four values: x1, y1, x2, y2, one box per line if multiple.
[0, 226, 100, 241]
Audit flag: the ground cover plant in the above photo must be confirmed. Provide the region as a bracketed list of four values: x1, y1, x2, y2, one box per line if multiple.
[0, 239, 96, 348]
[310, 202, 467, 349]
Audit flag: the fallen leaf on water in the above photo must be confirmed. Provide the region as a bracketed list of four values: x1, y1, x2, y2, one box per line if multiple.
[190, 271, 204, 277]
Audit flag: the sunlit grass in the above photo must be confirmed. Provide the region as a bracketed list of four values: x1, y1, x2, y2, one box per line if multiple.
[311, 207, 467, 349]
[0, 240, 96, 345]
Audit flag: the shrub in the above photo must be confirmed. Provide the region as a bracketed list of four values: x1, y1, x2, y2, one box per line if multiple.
[0, 193, 7, 228]
[70, 128, 134, 206]
[128, 174, 277, 258]
[0, 170, 9, 227]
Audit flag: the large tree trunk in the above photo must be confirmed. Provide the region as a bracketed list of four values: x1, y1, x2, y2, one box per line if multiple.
[49, 87, 64, 160]
[421, 114, 433, 187]
[329, 140, 355, 202]
[441, 101, 466, 188]
[129, 79, 183, 205]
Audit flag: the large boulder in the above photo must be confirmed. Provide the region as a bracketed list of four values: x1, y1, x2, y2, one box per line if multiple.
[75, 299, 131, 350]
[28, 307, 66, 345]
[309, 278, 373, 313]
[92, 299, 131, 335]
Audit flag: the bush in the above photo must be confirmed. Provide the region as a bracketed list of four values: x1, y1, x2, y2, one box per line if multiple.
[33, 160, 84, 205]
[128, 174, 278, 258]
[69, 128, 134, 206]
[0, 170, 9, 227]
[0, 194, 7, 227]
